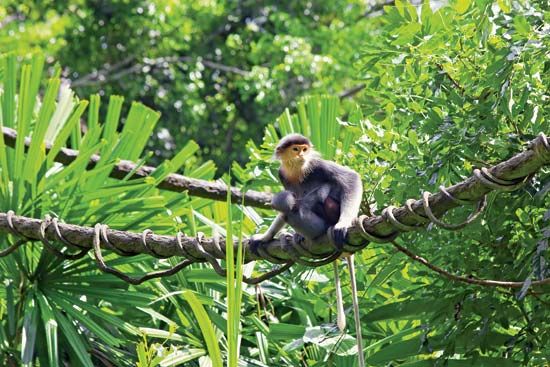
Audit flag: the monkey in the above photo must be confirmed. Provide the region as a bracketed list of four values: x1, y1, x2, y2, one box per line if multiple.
[250, 133, 365, 366]
[251, 133, 363, 246]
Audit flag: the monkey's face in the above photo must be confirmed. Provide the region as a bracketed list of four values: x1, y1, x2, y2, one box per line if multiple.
[280, 144, 310, 164]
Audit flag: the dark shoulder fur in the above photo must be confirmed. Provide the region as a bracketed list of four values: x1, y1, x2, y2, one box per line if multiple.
[305, 159, 359, 186]
[279, 158, 359, 192]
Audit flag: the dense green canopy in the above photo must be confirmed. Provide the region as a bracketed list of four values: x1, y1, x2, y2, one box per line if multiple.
[2, 0, 370, 172]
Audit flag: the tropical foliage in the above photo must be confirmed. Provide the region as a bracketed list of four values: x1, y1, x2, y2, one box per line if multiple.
[0, 0, 549, 366]
[1, 0, 370, 171]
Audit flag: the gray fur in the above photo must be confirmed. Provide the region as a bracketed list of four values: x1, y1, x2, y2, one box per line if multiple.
[251, 135, 363, 247]
[273, 184, 332, 240]
[279, 158, 362, 244]
[271, 191, 297, 212]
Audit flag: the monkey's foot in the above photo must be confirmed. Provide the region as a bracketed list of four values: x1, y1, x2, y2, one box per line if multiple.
[292, 232, 306, 246]
[248, 236, 266, 257]
[328, 226, 348, 250]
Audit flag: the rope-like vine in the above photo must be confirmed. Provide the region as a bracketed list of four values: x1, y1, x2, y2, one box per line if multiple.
[0, 133, 548, 288]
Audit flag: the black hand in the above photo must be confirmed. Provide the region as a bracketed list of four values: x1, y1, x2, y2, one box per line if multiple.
[248, 238, 264, 257]
[332, 227, 348, 250]
[292, 232, 306, 245]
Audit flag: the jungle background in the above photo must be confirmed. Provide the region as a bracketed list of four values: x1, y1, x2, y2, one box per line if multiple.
[0, 0, 549, 366]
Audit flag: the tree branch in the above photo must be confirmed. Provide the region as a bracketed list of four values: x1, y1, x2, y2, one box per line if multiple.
[338, 84, 366, 99]
[71, 55, 251, 87]
[0, 133, 548, 280]
[1, 126, 273, 208]
[390, 240, 550, 288]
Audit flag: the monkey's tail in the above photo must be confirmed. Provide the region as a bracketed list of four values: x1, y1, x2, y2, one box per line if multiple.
[333, 260, 346, 332]
[348, 254, 365, 367]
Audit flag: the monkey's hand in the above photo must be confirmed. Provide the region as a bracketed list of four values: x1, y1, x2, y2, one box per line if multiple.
[292, 232, 306, 246]
[248, 234, 268, 256]
[331, 221, 352, 249]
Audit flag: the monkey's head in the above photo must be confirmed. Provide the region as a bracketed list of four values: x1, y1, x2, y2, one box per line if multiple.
[274, 134, 314, 167]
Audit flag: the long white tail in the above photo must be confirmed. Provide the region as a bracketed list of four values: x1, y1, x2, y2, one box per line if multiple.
[333, 260, 346, 332]
[348, 255, 365, 367]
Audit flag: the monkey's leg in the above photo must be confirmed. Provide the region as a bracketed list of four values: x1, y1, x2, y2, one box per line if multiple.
[347, 254, 365, 367]
[272, 191, 297, 213]
[333, 260, 346, 332]
[284, 198, 329, 240]
[272, 190, 323, 237]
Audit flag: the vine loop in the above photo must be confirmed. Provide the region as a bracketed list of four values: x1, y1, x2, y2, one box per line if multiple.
[284, 234, 342, 267]
[382, 205, 421, 232]
[141, 229, 168, 258]
[39, 215, 88, 260]
[92, 224, 193, 285]
[51, 217, 88, 249]
[404, 199, 431, 223]
[473, 168, 530, 191]
[100, 224, 136, 257]
[438, 186, 476, 205]
[355, 215, 399, 243]
[421, 192, 487, 230]
[175, 232, 203, 261]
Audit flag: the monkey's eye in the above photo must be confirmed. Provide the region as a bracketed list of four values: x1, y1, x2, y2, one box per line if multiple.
[293, 147, 299, 152]
[303, 147, 308, 152]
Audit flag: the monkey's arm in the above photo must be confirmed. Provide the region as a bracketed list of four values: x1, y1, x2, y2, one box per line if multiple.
[337, 169, 363, 225]
[249, 212, 287, 249]
[257, 213, 286, 241]
[333, 166, 363, 245]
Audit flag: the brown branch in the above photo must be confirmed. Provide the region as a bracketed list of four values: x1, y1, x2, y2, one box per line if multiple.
[436, 63, 466, 95]
[198, 58, 250, 76]
[0, 212, 241, 261]
[390, 240, 550, 288]
[0, 133, 548, 276]
[69, 56, 136, 87]
[1, 126, 272, 208]
[343, 133, 550, 249]
[71, 55, 250, 87]
[338, 84, 366, 99]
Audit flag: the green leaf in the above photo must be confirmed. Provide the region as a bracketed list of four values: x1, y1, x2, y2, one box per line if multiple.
[181, 290, 223, 367]
[46, 100, 89, 166]
[139, 327, 184, 342]
[364, 298, 453, 322]
[51, 296, 122, 346]
[268, 323, 306, 340]
[401, 357, 521, 367]
[392, 23, 422, 45]
[513, 16, 530, 36]
[22, 77, 60, 187]
[21, 295, 38, 366]
[159, 348, 206, 367]
[497, 0, 511, 13]
[454, 0, 472, 14]
[53, 308, 94, 367]
[36, 292, 59, 367]
[44, 84, 77, 143]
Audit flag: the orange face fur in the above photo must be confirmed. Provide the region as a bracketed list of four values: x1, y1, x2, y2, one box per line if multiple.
[278, 143, 312, 183]
[279, 144, 310, 162]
